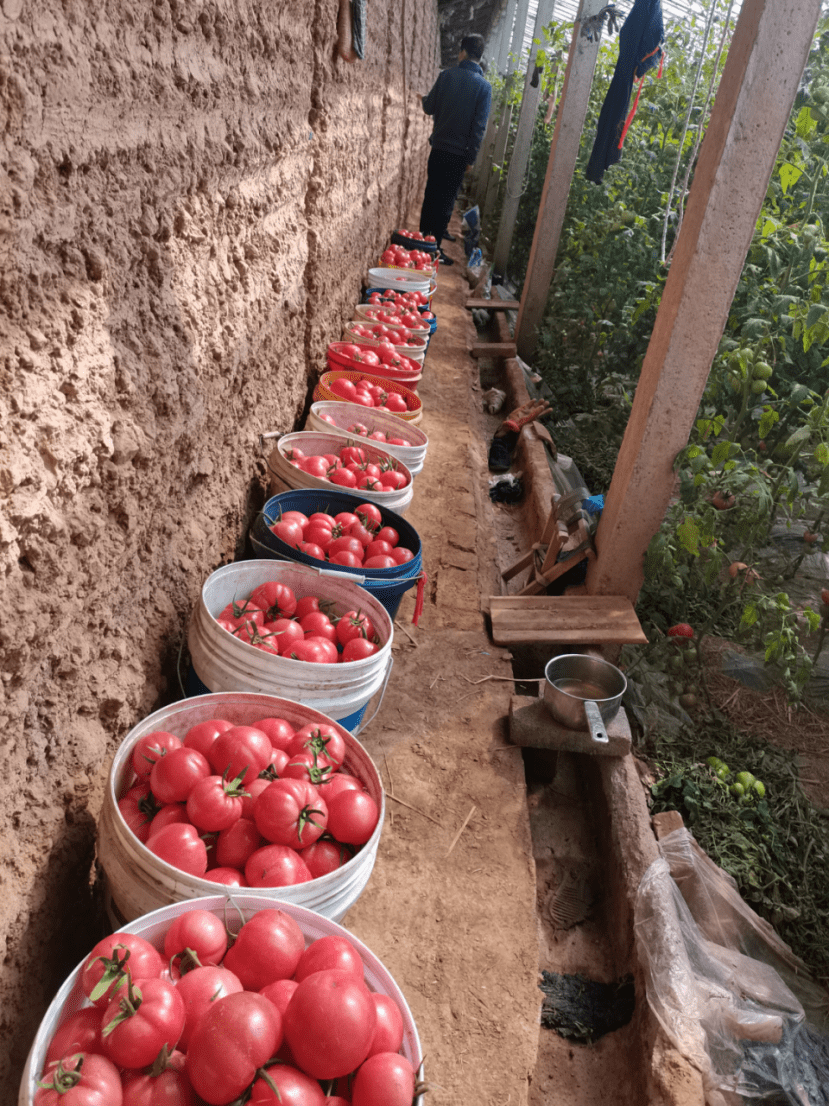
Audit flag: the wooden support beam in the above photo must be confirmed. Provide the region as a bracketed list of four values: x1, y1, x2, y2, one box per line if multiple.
[466, 298, 521, 311]
[490, 595, 647, 645]
[469, 341, 517, 359]
[515, 0, 606, 361]
[587, 0, 823, 605]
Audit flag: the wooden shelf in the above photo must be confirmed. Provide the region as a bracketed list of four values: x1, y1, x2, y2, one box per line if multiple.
[466, 298, 521, 311]
[490, 594, 648, 646]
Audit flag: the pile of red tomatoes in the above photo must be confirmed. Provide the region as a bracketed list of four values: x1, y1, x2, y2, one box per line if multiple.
[378, 242, 435, 272]
[120, 711, 380, 885]
[365, 288, 430, 309]
[325, 372, 410, 411]
[215, 574, 387, 662]
[314, 419, 413, 447]
[35, 909, 417, 1105]
[282, 440, 410, 493]
[395, 227, 436, 244]
[267, 504, 412, 572]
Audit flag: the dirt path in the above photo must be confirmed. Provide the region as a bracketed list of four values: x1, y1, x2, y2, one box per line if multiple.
[342, 235, 542, 1105]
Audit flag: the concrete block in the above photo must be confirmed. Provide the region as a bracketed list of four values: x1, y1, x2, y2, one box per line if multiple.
[508, 694, 632, 756]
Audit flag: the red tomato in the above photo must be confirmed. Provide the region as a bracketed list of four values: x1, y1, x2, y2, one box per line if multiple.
[253, 716, 295, 751]
[218, 598, 266, 633]
[262, 617, 304, 647]
[348, 519, 376, 546]
[303, 522, 335, 549]
[283, 970, 376, 1079]
[379, 470, 408, 490]
[303, 456, 332, 479]
[366, 993, 404, 1056]
[131, 731, 182, 780]
[182, 718, 234, 760]
[351, 1052, 416, 1106]
[254, 778, 328, 848]
[121, 1058, 197, 1106]
[270, 518, 305, 546]
[245, 844, 312, 887]
[201, 867, 243, 886]
[222, 910, 305, 990]
[299, 838, 353, 878]
[334, 510, 360, 530]
[186, 774, 246, 832]
[118, 790, 157, 845]
[328, 535, 364, 559]
[146, 824, 208, 876]
[330, 378, 357, 400]
[293, 595, 320, 619]
[356, 503, 382, 530]
[341, 637, 381, 662]
[280, 749, 335, 786]
[146, 803, 189, 839]
[102, 977, 186, 1070]
[391, 547, 414, 565]
[330, 550, 364, 567]
[249, 581, 297, 620]
[163, 909, 228, 970]
[335, 610, 376, 647]
[299, 611, 337, 641]
[293, 935, 365, 983]
[326, 789, 379, 845]
[174, 966, 243, 1051]
[316, 771, 364, 802]
[45, 1009, 105, 1064]
[364, 539, 393, 560]
[363, 555, 396, 568]
[279, 510, 309, 529]
[208, 725, 273, 785]
[150, 747, 211, 805]
[284, 638, 338, 663]
[34, 1053, 123, 1106]
[213, 817, 261, 870]
[384, 393, 408, 413]
[258, 977, 298, 1017]
[81, 935, 164, 1008]
[249, 1063, 326, 1105]
[329, 467, 357, 488]
[340, 445, 366, 466]
[186, 992, 282, 1105]
[286, 723, 346, 771]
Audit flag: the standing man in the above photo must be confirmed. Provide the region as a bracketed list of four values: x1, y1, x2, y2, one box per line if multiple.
[420, 35, 491, 265]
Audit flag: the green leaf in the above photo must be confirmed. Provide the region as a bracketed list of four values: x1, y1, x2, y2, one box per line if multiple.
[677, 517, 701, 556]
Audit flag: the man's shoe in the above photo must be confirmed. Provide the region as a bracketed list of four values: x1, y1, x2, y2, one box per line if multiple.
[443, 233, 457, 242]
[438, 249, 455, 266]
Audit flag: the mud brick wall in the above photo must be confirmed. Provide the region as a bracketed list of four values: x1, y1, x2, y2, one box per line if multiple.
[0, 0, 438, 1092]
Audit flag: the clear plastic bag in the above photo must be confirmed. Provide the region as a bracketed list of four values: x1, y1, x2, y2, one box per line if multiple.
[635, 830, 828, 1106]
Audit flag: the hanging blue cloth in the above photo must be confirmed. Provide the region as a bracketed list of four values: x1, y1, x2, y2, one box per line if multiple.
[586, 0, 665, 184]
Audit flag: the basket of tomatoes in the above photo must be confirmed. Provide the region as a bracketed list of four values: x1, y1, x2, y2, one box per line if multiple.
[20, 894, 424, 1106]
[304, 401, 428, 475]
[314, 370, 423, 425]
[97, 688, 388, 925]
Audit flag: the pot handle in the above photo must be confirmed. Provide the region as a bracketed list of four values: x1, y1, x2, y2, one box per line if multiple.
[584, 700, 609, 744]
[356, 654, 394, 735]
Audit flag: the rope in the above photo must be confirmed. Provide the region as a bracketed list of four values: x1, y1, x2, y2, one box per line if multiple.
[665, 0, 736, 265]
[659, 0, 720, 263]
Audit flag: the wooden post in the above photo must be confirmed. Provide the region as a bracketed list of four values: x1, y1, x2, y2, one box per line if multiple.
[496, 0, 518, 75]
[514, 0, 606, 361]
[492, 0, 556, 278]
[480, 0, 531, 220]
[586, 0, 822, 604]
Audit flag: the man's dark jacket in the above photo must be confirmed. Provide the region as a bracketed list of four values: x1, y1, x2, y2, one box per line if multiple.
[422, 59, 492, 164]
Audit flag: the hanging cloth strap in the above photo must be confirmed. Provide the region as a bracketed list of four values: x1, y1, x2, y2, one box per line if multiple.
[618, 46, 664, 149]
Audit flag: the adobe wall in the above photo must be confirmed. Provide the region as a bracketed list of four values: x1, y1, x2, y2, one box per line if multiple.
[0, 0, 438, 1092]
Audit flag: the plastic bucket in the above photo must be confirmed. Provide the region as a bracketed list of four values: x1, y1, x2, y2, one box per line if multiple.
[250, 490, 426, 624]
[19, 894, 423, 1106]
[304, 401, 428, 475]
[93, 691, 385, 927]
[367, 267, 431, 291]
[391, 229, 438, 252]
[265, 430, 414, 515]
[341, 323, 426, 365]
[315, 370, 423, 425]
[187, 561, 394, 732]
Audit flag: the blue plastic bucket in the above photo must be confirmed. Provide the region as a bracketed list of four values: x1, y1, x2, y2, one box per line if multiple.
[250, 490, 426, 624]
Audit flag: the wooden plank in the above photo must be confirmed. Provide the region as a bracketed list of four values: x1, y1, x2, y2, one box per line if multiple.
[466, 298, 521, 311]
[489, 595, 648, 645]
[469, 341, 517, 359]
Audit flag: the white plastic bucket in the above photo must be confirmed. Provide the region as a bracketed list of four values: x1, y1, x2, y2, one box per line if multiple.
[304, 402, 429, 475]
[341, 322, 426, 365]
[266, 430, 414, 515]
[367, 266, 431, 291]
[95, 691, 385, 926]
[187, 561, 394, 731]
[19, 895, 423, 1106]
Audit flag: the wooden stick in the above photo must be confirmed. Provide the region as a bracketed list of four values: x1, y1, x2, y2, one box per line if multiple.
[461, 674, 517, 684]
[445, 805, 476, 857]
[386, 792, 443, 826]
[394, 619, 418, 646]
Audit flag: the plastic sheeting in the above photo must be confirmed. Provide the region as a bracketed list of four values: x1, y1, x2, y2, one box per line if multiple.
[635, 828, 828, 1106]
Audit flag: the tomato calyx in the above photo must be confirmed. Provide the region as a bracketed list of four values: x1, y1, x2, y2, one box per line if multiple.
[101, 975, 145, 1033]
[36, 1052, 87, 1091]
[88, 945, 131, 1003]
[295, 803, 327, 842]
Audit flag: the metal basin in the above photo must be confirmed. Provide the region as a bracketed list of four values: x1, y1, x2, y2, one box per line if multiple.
[543, 654, 627, 744]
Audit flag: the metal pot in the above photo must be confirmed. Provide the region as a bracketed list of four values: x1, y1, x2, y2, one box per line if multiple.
[543, 653, 627, 745]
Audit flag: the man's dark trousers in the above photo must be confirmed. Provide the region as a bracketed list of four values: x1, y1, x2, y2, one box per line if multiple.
[419, 148, 469, 244]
